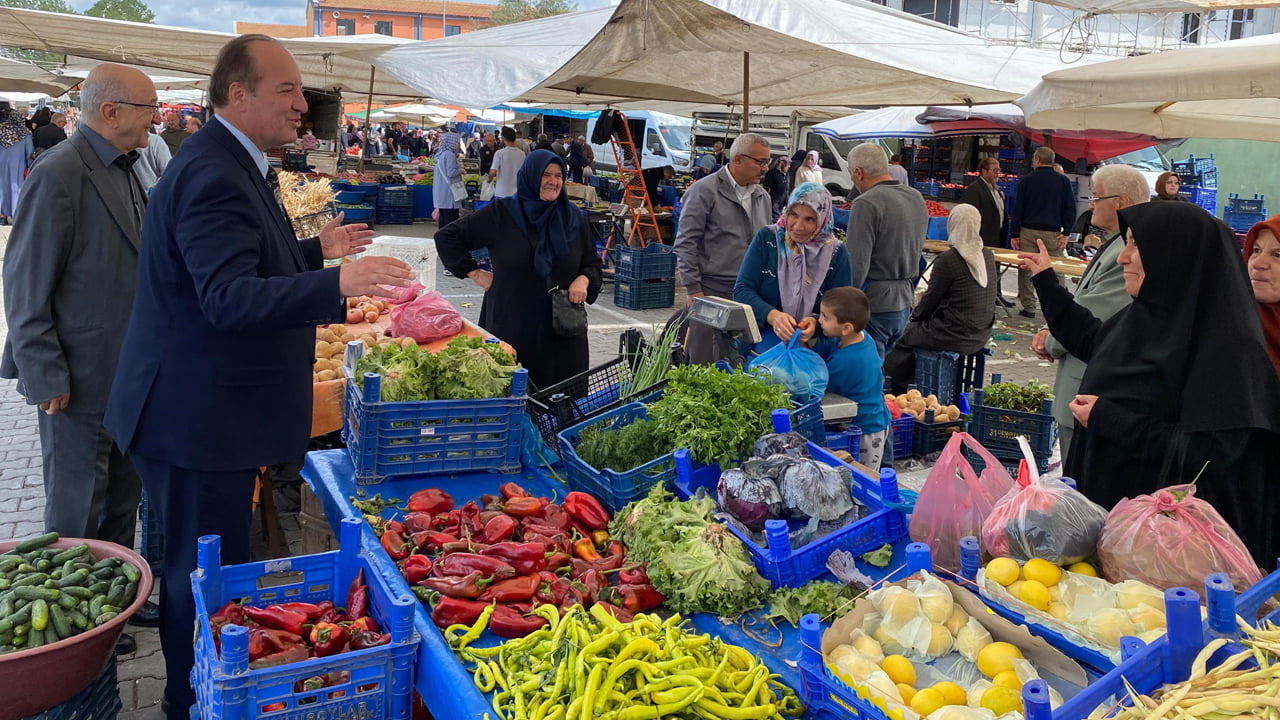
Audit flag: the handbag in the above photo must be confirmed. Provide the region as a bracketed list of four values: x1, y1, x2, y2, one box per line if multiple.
[479, 175, 496, 201]
[450, 178, 468, 203]
[548, 286, 588, 337]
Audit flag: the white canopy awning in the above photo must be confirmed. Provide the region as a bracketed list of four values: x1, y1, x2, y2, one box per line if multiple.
[813, 106, 1011, 140]
[0, 7, 425, 100]
[1021, 0, 1280, 14]
[368, 0, 1110, 110]
[363, 103, 458, 126]
[1017, 33, 1280, 142]
[0, 57, 79, 97]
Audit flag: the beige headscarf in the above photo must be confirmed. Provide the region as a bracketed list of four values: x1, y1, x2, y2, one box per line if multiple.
[948, 204, 988, 288]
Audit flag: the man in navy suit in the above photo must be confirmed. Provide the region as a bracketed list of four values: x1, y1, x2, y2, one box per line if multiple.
[104, 34, 413, 716]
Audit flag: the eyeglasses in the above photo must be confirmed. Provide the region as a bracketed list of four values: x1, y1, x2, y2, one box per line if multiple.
[1088, 194, 1121, 203]
[739, 155, 771, 168]
[112, 100, 162, 112]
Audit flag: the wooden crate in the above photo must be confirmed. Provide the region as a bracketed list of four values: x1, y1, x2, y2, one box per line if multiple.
[299, 484, 336, 554]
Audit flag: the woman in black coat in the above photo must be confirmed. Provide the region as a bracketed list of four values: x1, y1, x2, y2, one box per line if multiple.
[435, 149, 603, 390]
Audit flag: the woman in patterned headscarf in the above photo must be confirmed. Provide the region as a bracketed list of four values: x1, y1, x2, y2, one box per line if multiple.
[734, 182, 853, 353]
[0, 101, 33, 225]
[432, 130, 463, 229]
[883, 203, 997, 392]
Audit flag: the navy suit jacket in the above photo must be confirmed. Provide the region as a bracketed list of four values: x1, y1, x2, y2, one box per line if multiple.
[105, 117, 344, 472]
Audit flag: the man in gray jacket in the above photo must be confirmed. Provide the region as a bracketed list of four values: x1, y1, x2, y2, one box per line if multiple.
[674, 132, 773, 363]
[845, 142, 928, 359]
[1029, 164, 1144, 459]
[1, 64, 154, 552]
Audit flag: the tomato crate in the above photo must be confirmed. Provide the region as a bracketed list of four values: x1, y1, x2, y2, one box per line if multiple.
[968, 381, 1056, 460]
[890, 413, 915, 458]
[526, 355, 665, 453]
[672, 409, 907, 588]
[913, 347, 989, 406]
[192, 518, 418, 720]
[912, 409, 968, 457]
[614, 243, 677, 281]
[342, 343, 528, 484]
[24, 653, 120, 720]
[614, 277, 675, 310]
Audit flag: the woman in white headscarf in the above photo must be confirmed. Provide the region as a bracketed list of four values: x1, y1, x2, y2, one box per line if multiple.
[795, 150, 824, 186]
[432, 130, 464, 229]
[883, 204, 997, 392]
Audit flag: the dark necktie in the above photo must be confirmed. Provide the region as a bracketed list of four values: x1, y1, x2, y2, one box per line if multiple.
[113, 152, 145, 229]
[266, 167, 290, 222]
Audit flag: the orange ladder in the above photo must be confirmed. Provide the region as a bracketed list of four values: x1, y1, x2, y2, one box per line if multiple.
[603, 111, 663, 261]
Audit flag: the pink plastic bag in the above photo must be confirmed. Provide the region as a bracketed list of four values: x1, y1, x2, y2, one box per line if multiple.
[1097, 484, 1262, 591]
[385, 282, 426, 305]
[909, 432, 1016, 572]
[388, 290, 463, 343]
[981, 473, 1107, 565]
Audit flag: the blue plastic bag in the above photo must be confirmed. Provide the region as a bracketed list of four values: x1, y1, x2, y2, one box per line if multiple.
[747, 330, 829, 402]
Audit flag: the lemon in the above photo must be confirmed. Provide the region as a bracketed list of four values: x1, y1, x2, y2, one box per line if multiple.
[977, 641, 1025, 677]
[992, 669, 1023, 690]
[1019, 579, 1052, 611]
[1023, 558, 1063, 586]
[981, 686, 1024, 715]
[985, 557, 1021, 587]
[1048, 601, 1069, 620]
[882, 654, 916, 687]
[1068, 561, 1098, 577]
[910, 687, 947, 717]
[933, 681, 967, 706]
[897, 683, 917, 704]
[1007, 580, 1025, 599]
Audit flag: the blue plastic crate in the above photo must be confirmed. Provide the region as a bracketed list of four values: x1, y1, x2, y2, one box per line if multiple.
[139, 492, 163, 573]
[914, 347, 989, 407]
[1198, 168, 1218, 188]
[613, 277, 674, 310]
[192, 519, 418, 720]
[558, 402, 677, 512]
[1228, 192, 1265, 214]
[336, 204, 373, 222]
[1225, 209, 1267, 233]
[890, 413, 914, 458]
[833, 206, 849, 231]
[962, 444, 1050, 476]
[411, 185, 434, 220]
[375, 205, 414, 225]
[913, 179, 939, 196]
[25, 654, 121, 720]
[527, 356, 666, 452]
[912, 409, 968, 457]
[925, 215, 948, 240]
[1179, 186, 1217, 215]
[823, 426, 862, 461]
[672, 410, 907, 588]
[377, 184, 413, 207]
[334, 190, 367, 205]
[342, 345, 527, 484]
[969, 380, 1056, 460]
[614, 243, 677, 281]
[998, 147, 1025, 160]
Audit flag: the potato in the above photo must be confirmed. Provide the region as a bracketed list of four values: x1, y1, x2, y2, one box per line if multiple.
[399, 336, 417, 348]
[926, 393, 938, 406]
[908, 398, 926, 414]
[906, 389, 922, 401]
[316, 369, 337, 382]
[895, 396, 910, 409]
[314, 340, 328, 358]
[317, 328, 336, 344]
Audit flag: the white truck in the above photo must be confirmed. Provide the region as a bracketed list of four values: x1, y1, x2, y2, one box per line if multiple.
[691, 111, 861, 195]
[585, 110, 695, 173]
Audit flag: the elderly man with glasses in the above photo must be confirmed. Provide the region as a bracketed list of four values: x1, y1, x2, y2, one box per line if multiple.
[1, 63, 162, 651]
[674, 132, 774, 363]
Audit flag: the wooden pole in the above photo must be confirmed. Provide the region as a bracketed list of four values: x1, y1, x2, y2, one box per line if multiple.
[359, 65, 375, 174]
[742, 52, 750, 134]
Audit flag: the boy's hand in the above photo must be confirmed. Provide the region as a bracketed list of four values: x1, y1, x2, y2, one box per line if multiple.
[797, 316, 817, 344]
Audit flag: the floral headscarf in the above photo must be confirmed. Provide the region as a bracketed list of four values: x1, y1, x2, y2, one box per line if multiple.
[0, 103, 29, 149]
[775, 182, 838, 321]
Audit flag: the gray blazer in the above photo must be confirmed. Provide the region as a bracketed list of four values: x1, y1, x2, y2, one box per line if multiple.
[1, 129, 140, 415]
[1045, 231, 1132, 431]
[674, 167, 772, 295]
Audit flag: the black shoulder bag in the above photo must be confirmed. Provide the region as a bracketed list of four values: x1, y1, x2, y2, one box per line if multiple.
[523, 228, 587, 337]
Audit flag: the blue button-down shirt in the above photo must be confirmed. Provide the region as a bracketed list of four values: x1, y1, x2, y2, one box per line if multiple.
[215, 114, 268, 179]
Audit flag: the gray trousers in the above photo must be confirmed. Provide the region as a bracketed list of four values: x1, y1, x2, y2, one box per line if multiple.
[38, 408, 141, 547]
[1017, 229, 1065, 312]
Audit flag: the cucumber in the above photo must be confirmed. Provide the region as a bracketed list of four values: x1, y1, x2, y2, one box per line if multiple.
[11, 573, 48, 588]
[49, 544, 88, 564]
[67, 609, 90, 631]
[119, 562, 141, 584]
[0, 579, 8, 591]
[30, 598, 48, 631]
[0, 598, 10, 618]
[105, 585, 125, 608]
[122, 581, 138, 605]
[88, 595, 105, 619]
[33, 558, 50, 572]
[26, 627, 44, 648]
[87, 581, 110, 595]
[93, 611, 117, 625]
[57, 569, 88, 588]
[4, 605, 31, 625]
[91, 557, 120, 570]
[56, 592, 78, 610]
[61, 586, 93, 600]
[48, 604, 71, 640]
[13, 586, 59, 603]
[0, 556, 19, 572]
[14, 532, 59, 553]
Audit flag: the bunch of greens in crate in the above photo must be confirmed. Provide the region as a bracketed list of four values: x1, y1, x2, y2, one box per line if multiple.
[575, 418, 672, 472]
[646, 365, 792, 468]
[623, 322, 683, 394]
[981, 379, 1054, 413]
[355, 336, 517, 402]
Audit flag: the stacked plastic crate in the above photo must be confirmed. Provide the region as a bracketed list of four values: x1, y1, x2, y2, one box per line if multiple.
[1224, 193, 1267, 233]
[375, 184, 414, 225]
[1173, 154, 1218, 216]
[613, 243, 677, 310]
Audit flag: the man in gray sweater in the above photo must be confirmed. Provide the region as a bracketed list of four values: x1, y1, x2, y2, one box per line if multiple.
[674, 132, 773, 363]
[845, 143, 928, 359]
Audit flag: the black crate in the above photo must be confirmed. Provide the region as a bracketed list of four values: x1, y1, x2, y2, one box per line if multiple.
[1229, 193, 1265, 214]
[912, 410, 968, 457]
[375, 205, 415, 225]
[377, 184, 413, 207]
[614, 277, 675, 310]
[527, 356, 666, 453]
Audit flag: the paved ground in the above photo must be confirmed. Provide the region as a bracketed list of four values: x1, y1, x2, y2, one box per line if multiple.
[0, 220, 1055, 717]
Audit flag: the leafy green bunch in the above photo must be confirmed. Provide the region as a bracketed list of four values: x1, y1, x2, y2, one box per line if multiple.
[981, 379, 1054, 413]
[355, 336, 518, 402]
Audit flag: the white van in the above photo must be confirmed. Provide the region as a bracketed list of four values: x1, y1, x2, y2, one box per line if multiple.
[586, 110, 694, 172]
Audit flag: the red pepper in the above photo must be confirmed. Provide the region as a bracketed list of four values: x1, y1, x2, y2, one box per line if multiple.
[481, 514, 518, 544]
[479, 494, 501, 509]
[605, 540, 626, 558]
[618, 565, 649, 585]
[407, 488, 454, 515]
[211, 601, 246, 626]
[557, 586, 585, 612]
[571, 537, 601, 562]
[243, 605, 307, 636]
[350, 628, 391, 649]
[401, 512, 438, 535]
[577, 568, 605, 600]
[593, 601, 635, 623]
[262, 703, 287, 712]
[348, 616, 379, 633]
[587, 554, 626, 573]
[418, 571, 489, 599]
[247, 626, 271, 661]
[479, 574, 540, 603]
[441, 540, 490, 555]
[317, 602, 346, 625]
[481, 542, 548, 575]
[563, 491, 610, 531]
[523, 532, 569, 554]
[274, 602, 324, 621]
[381, 529, 411, 560]
[535, 503, 571, 530]
[347, 568, 369, 620]
[401, 554, 433, 584]
[617, 584, 666, 614]
[488, 605, 548, 638]
[416, 531, 458, 553]
[247, 627, 305, 661]
[505, 601, 533, 614]
[436, 553, 516, 580]
[295, 675, 327, 693]
[534, 576, 558, 605]
[502, 496, 543, 518]
[544, 552, 571, 572]
[460, 501, 483, 536]
[478, 509, 504, 526]
[550, 577, 573, 604]
[499, 482, 528, 499]
[431, 596, 490, 629]
[309, 622, 351, 657]
[249, 644, 311, 669]
[386, 518, 406, 537]
[521, 521, 571, 540]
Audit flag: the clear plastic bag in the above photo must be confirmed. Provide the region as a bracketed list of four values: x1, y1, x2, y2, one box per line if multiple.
[747, 330, 829, 402]
[388, 290, 464, 343]
[909, 432, 1016, 572]
[1097, 483, 1263, 591]
[980, 474, 1107, 565]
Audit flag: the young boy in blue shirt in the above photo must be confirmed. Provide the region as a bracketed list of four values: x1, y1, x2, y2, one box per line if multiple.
[807, 287, 891, 469]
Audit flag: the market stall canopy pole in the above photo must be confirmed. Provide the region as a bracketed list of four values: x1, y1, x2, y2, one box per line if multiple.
[1016, 32, 1280, 142]
[365, 0, 1111, 110]
[361, 66, 375, 175]
[742, 52, 749, 134]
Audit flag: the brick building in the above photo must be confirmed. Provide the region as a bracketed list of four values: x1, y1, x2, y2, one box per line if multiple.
[307, 0, 496, 40]
[232, 21, 312, 36]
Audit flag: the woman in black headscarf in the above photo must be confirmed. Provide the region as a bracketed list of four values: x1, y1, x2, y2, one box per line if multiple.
[435, 149, 603, 389]
[1021, 201, 1280, 567]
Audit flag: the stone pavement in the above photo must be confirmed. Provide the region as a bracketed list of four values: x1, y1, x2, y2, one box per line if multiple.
[0, 220, 1054, 717]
